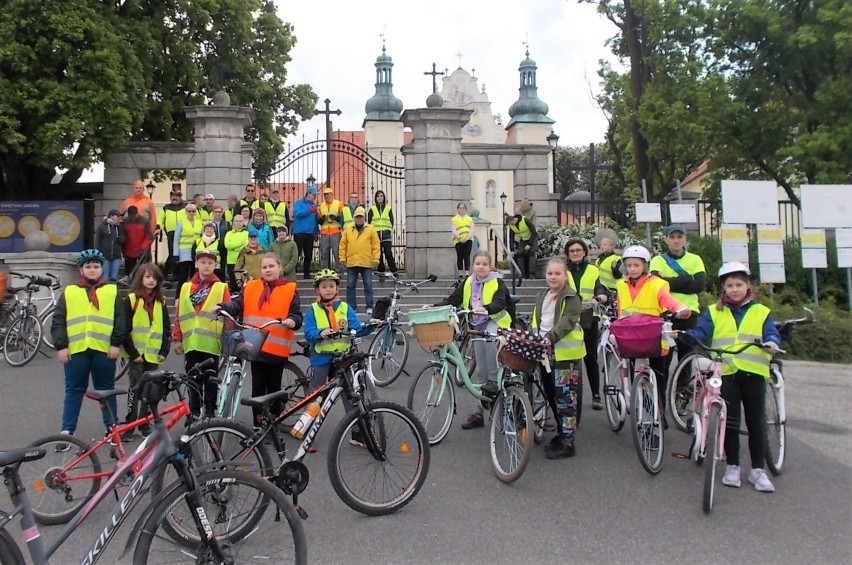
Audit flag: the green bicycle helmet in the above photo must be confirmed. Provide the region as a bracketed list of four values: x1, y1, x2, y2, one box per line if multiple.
[76, 248, 105, 267]
[313, 268, 340, 287]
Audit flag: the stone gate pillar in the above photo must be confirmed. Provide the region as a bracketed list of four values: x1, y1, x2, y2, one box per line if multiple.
[401, 107, 473, 278]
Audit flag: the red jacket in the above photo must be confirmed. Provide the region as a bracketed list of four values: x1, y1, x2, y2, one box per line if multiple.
[121, 219, 153, 259]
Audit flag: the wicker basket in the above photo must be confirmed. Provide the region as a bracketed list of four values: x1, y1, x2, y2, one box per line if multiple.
[497, 349, 538, 372]
[408, 306, 455, 347]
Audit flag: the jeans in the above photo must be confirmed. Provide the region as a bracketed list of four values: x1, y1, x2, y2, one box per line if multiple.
[62, 350, 116, 433]
[102, 259, 121, 282]
[346, 267, 374, 312]
[319, 233, 341, 269]
[471, 320, 499, 415]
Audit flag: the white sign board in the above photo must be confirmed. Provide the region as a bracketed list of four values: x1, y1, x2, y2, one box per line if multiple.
[758, 244, 785, 263]
[635, 203, 662, 223]
[669, 203, 697, 224]
[802, 248, 828, 269]
[722, 243, 750, 264]
[836, 228, 852, 249]
[801, 185, 852, 228]
[759, 263, 786, 284]
[837, 248, 852, 269]
[721, 180, 779, 225]
[801, 229, 827, 248]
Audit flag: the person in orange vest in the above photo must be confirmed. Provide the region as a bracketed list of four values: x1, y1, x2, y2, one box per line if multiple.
[219, 252, 302, 425]
[317, 187, 344, 270]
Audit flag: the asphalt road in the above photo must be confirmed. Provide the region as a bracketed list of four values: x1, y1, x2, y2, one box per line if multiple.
[0, 347, 850, 564]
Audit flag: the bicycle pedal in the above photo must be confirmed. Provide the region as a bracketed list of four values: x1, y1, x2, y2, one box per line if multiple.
[295, 506, 309, 520]
[672, 452, 690, 459]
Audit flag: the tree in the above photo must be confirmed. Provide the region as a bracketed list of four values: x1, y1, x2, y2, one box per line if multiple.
[0, 0, 316, 200]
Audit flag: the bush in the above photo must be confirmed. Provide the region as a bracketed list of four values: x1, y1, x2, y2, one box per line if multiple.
[536, 224, 652, 258]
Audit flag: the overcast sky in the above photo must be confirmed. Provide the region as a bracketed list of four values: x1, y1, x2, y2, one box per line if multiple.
[277, 0, 618, 147]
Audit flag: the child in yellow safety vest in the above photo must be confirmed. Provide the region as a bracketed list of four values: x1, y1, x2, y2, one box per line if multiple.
[51, 249, 128, 438]
[686, 262, 781, 493]
[120, 263, 170, 441]
[172, 250, 231, 418]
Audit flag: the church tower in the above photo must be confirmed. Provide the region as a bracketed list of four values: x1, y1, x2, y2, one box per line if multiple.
[505, 48, 555, 146]
[363, 44, 405, 202]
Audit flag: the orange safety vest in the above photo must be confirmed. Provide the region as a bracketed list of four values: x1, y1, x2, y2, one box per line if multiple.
[318, 200, 344, 235]
[241, 279, 297, 357]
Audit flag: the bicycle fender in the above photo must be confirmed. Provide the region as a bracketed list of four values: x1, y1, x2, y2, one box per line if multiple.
[0, 527, 25, 564]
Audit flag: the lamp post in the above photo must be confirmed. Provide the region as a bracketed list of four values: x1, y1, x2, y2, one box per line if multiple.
[547, 129, 559, 193]
[500, 191, 516, 294]
[145, 180, 158, 264]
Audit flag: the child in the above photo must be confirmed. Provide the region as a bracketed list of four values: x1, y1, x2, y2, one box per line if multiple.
[270, 225, 299, 279]
[192, 221, 224, 280]
[224, 214, 249, 291]
[172, 250, 231, 418]
[687, 262, 781, 493]
[530, 257, 584, 458]
[51, 249, 128, 439]
[235, 230, 264, 283]
[121, 263, 170, 441]
[616, 245, 690, 416]
[435, 250, 511, 429]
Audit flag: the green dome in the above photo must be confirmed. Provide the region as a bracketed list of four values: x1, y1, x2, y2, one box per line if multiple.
[365, 45, 403, 121]
[507, 49, 554, 126]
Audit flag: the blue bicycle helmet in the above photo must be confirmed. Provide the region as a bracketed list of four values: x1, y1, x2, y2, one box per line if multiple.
[76, 248, 105, 267]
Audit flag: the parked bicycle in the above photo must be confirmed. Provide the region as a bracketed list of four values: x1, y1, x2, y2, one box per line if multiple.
[368, 272, 437, 386]
[1, 272, 52, 367]
[0, 362, 307, 564]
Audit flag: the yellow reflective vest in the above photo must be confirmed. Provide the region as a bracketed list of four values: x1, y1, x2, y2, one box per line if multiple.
[265, 200, 288, 228]
[194, 237, 221, 268]
[342, 206, 355, 230]
[64, 285, 117, 354]
[178, 282, 225, 355]
[178, 218, 202, 251]
[709, 304, 772, 378]
[452, 214, 472, 245]
[649, 251, 705, 313]
[123, 292, 164, 362]
[311, 302, 351, 355]
[370, 205, 392, 232]
[567, 264, 600, 300]
[509, 217, 532, 241]
[461, 277, 510, 329]
[616, 276, 672, 355]
[596, 253, 621, 290]
[531, 302, 585, 362]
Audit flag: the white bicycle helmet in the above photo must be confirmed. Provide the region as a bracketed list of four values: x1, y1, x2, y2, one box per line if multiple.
[718, 262, 750, 279]
[622, 245, 652, 262]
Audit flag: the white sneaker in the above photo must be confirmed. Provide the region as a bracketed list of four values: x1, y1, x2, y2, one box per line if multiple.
[722, 465, 741, 488]
[748, 468, 775, 493]
[366, 308, 373, 316]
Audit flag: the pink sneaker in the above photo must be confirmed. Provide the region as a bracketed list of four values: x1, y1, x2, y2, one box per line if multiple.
[722, 465, 741, 488]
[748, 468, 775, 493]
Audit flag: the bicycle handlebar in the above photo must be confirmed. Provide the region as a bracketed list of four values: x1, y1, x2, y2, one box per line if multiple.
[674, 333, 786, 356]
[9, 271, 53, 289]
[216, 307, 288, 330]
[133, 358, 218, 398]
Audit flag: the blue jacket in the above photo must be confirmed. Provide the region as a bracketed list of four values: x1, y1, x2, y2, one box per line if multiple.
[687, 300, 782, 349]
[292, 198, 318, 236]
[304, 299, 373, 367]
[247, 223, 274, 251]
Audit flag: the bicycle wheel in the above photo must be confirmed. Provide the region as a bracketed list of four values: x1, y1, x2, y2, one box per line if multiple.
[525, 368, 549, 445]
[368, 324, 409, 387]
[574, 363, 584, 427]
[765, 372, 785, 475]
[453, 335, 475, 388]
[668, 353, 700, 433]
[216, 367, 241, 419]
[602, 348, 624, 432]
[133, 469, 307, 565]
[40, 306, 55, 350]
[328, 401, 430, 516]
[630, 373, 664, 475]
[0, 529, 25, 565]
[22, 434, 102, 525]
[115, 355, 130, 380]
[2, 314, 42, 367]
[703, 404, 723, 513]
[489, 385, 533, 483]
[407, 363, 455, 445]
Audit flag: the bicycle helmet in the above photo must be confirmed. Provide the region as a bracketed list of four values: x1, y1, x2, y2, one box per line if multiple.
[76, 248, 105, 267]
[622, 245, 651, 263]
[313, 268, 340, 287]
[718, 262, 750, 279]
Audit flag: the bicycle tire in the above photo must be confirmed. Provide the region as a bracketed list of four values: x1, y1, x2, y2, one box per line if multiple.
[765, 372, 785, 475]
[133, 469, 307, 565]
[489, 385, 534, 483]
[39, 306, 55, 350]
[280, 361, 310, 426]
[2, 314, 42, 367]
[115, 356, 130, 381]
[216, 360, 243, 419]
[453, 336, 475, 388]
[23, 434, 102, 525]
[630, 373, 664, 475]
[368, 324, 409, 387]
[0, 528, 24, 565]
[575, 363, 584, 427]
[328, 401, 430, 516]
[602, 348, 624, 432]
[668, 353, 700, 433]
[525, 368, 549, 445]
[407, 363, 455, 445]
[703, 404, 723, 513]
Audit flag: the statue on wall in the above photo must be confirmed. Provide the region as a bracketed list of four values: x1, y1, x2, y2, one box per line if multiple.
[485, 180, 496, 208]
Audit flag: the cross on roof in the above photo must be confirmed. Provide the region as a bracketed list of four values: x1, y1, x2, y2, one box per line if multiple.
[423, 62, 445, 94]
[456, 51, 463, 68]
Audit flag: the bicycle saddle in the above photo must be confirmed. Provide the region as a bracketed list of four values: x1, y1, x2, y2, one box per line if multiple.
[0, 447, 46, 468]
[84, 389, 128, 401]
[241, 389, 290, 409]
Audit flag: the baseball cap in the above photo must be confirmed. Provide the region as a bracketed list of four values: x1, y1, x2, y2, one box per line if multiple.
[322, 187, 334, 194]
[307, 186, 319, 196]
[271, 187, 279, 193]
[195, 250, 216, 261]
[354, 206, 366, 217]
[107, 209, 120, 217]
[665, 224, 686, 236]
[248, 229, 259, 238]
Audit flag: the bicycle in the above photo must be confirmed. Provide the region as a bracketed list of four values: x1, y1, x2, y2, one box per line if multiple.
[2, 272, 49, 367]
[596, 302, 628, 432]
[0, 364, 307, 564]
[368, 272, 437, 386]
[165, 328, 430, 517]
[215, 309, 306, 420]
[406, 308, 534, 483]
[29, 273, 60, 350]
[21, 359, 265, 526]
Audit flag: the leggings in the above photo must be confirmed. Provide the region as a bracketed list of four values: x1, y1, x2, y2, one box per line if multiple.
[721, 371, 767, 469]
[249, 359, 287, 425]
[455, 240, 472, 271]
[185, 350, 219, 418]
[471, 320, 498, 415]
[540, 362, 581, 439]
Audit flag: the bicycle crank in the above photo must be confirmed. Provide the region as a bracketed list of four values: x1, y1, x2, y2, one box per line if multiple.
[274, 461, 310, 496]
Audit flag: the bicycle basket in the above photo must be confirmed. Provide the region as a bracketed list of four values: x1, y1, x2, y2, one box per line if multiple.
[408, 305, 454, 347]
[609, 314, 664, 358]
[497, 327, 549, 372]
[222, 326, 268, 361]
[372, 296, 391, 321]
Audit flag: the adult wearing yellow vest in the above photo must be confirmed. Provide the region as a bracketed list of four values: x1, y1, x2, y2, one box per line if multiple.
[368, 190, 398, 273]
[686, 262, 781, 493]
[220, 253, 302, 424]
[342, 192, 361, 230]
[617, 245, 691, 423]
[51, 249, 128, 436]
[172, 250, 231, 418]
[564, 238, 611, 411]
[264, 187, 289, 230]
[506, 213, 539, 279]
[157, 189, 186, 282]
[198, 194, 217, 222]
[530, 257, 584, 458]
[649, 224, 707, 378]
[173, 204, 202, 290]
[238, 184, 261, 211]
[317, 187, 344, 270]
[120, 263, 170, 441]
[223, 215, 249, 292]
[451, 202, 473, 277]
[435, 251, 511, 429]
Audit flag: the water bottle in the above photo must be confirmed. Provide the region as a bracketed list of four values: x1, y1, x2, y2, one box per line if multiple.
[290, 400, 321, 440]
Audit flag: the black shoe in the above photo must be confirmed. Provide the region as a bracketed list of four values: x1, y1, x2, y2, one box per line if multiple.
[349, 429, 367, 448]
[120, 431, 136, 443]
[545, 436, 575, 459]
[592, 395, 603, 411]
[461, 413, 484, 429]
[480, 380, 499, 398]
[138, 424, 151, 437]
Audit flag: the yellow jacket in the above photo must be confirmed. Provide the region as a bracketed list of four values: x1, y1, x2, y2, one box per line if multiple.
[339, 224, 380, 268]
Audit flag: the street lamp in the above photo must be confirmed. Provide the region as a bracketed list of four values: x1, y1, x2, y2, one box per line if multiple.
[145, 180, 158, 265]
[547, 129, 559, 194]
[145, 180, 156, 198]
[499, 191, 516, 293]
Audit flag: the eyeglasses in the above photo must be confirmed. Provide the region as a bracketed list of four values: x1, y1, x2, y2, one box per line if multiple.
[568, 248, 585, 254]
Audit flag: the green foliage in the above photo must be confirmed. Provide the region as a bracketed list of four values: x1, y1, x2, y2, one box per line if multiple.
[536, 223, 650, 258]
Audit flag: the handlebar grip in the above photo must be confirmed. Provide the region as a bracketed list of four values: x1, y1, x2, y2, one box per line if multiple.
[133, 370, 169, 395]
[427, 274, 437, 283]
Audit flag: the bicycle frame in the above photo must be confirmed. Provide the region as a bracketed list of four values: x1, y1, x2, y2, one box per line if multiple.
[433, 340, 502, 403]
[217, 355, 247, 418]
[693, 361, 728, 461]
